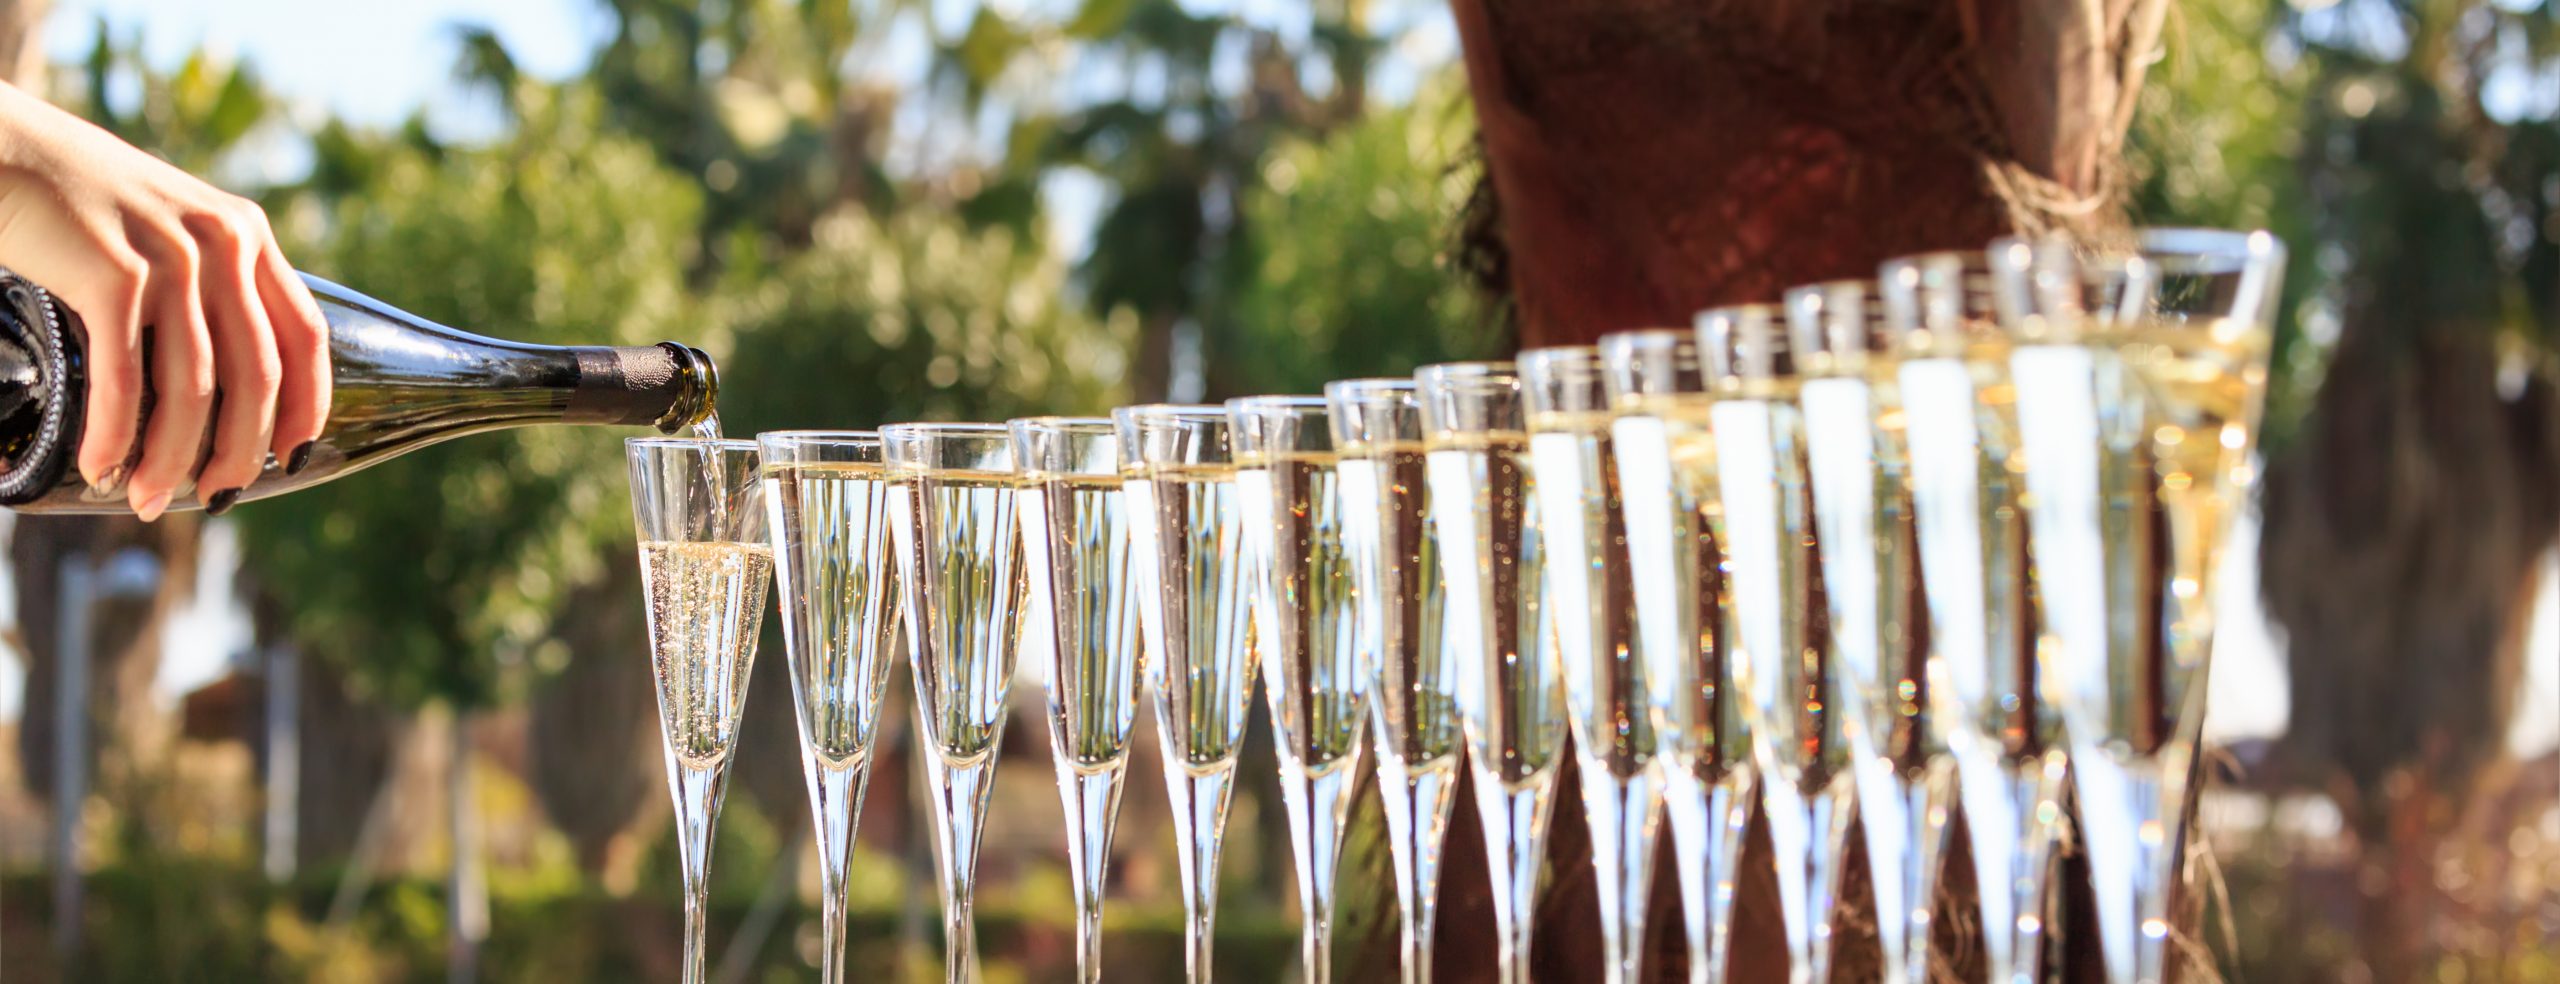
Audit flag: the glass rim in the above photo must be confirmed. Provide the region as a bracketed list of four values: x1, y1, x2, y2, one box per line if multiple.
[1225, 394, 1330, 413]
[1007, 415, 1116, 433]
[1414, 360, 1515, 381]
[755, 429, 881, 443]
[1322, 377, 1417, 397]
[1881, 248, 1987, 273]
[1782, 277, 1874, 300]
[880, 421, 1010, 436]
[1111, 403, 1228, 423]
[1596, 327, 1692, 350]
[626, 436, 757, 452]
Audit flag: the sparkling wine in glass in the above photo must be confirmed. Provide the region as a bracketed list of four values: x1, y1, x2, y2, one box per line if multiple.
[1010, 417, 1142, 984]
[1887, 250, 2068, 984]
[1696, 305, 1855, 984]
[758, 431, 903, 984]
[883, 423, 1028, 984]
[1415, 362, 1567, 984]
[1598, 330, 1755, 984]
[1115, 404, 1258, 984]
[1324, 378, 1459, 984]
[1520, 346, 1663, 984]
[626, 436, 771, 984]
[1783, 282, 1954, 984]
[1995, 230, 2282, 984]
[1228, 396, 1367, 983]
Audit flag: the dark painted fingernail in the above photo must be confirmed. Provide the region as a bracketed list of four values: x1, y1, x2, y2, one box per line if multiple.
[204, 488, 241, 516]
[286, 441, 316, 476]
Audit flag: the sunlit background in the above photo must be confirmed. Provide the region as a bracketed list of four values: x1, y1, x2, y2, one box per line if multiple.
[0, 0, 2553, 981]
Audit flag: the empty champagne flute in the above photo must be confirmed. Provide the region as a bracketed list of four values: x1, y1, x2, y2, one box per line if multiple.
[626, 436, 772, 984]
[1887, 250, 2066, 984]
[1011, 417, 1143, 984]
[1696, 305, 1854, 984]
[883, 422, 1028, 984]
[1324, 378, 1459, 984]
[1115, 404, 1258, 984]
[1996, 229, 2282, 984]
[1229, 396, 1367, 983]
[759, 432, 903, 984]
[1599, 330, 1756, 984]
[1520, 346, 1662, 984]
[1415, 362, 1567, 984]
[1784, 282, 1952, 984]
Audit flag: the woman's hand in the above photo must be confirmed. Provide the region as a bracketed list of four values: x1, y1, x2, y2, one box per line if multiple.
[0, 81, 330, 520]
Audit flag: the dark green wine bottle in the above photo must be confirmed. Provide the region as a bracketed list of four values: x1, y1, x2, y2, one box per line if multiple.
[0, 268, 716, 514]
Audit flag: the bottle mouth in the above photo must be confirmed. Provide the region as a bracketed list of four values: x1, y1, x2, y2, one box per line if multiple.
[653, 343, 718, 434]
[0, 271, 81, 506]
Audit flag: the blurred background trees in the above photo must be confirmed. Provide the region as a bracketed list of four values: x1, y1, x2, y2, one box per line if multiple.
[0, 0, 2550, 981]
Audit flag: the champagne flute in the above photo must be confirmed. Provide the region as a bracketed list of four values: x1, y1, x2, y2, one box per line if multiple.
[883, 422, 1028, 984]
[1885, 250, 2066, 984]
[1783, 283, 1952, 984]
[1520, 346, 1663, 984]
[1010, 417, 1143, 984]
[758, 431, 903, 984]
[1115, 404, 1258, 984]
[1228, 396, 1367, 983]
[1995, 229, 2283, 984]
[1414, 362, 1567, 984]
[1695, 305, 1854, 984]
[1324, 378, 1459, 984]
[625, 436, 772, 984]
[1598, 330, 1755, 984]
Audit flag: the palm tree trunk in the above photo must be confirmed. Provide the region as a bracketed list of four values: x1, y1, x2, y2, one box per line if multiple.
[1445, 1, 2168, 978]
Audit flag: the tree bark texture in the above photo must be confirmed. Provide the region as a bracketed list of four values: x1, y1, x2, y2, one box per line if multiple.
[1441, 1, 2171, 980]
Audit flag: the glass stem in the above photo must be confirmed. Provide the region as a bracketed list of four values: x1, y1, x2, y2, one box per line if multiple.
[664, 759, 732, 984]
[682, 881, 710, 984]
[819, 889, 847, 984]
[1848, 751, 1912, 984]
[809, 758, 868, 984]
[1376, 758, 1456, 984]
[1952, 741, 2066, 984]
[1058, 761, 1128, 984]
[1576, 760, 1664, 984]
[1279, 752, 1363, 984]
[1662, 775, 1715, 984]
[2073, 743, 2191, 984]
[921, 750, 1000, 984]
[1806, 775, 1858, 984]
[1468, 765, 1559, 984]
[1164, 760, 1239, 984]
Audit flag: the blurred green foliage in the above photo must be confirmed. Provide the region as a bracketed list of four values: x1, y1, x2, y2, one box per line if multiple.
[230, 89, 708, 709]
[1219, 78, 1502, 395]
[118, 0, 1481, 711]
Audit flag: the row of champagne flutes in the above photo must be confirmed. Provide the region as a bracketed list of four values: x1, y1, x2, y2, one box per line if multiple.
[618, 224, 2283, 984]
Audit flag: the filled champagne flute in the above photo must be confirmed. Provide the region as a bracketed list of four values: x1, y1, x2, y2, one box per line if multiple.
[1783, 282, 1952, 984]
[1115, 404, 1258, 984]
[883, 423, 1028, 984]
[1520, 346, 1662, 984]
[625, 436, 771, 984]
[1598, 330, 1755, 984]
[1228, 396, 1367, 983]
[1695, 305, 1853, 984]
[1994, 229, 2282, 984]
[1010, 417, 1143, 984]
[1885, 250, 2066, 984]
[758, 431, 903, 984]
[1323, 378, 1459, 984]
[1415, 362, 1567, 984]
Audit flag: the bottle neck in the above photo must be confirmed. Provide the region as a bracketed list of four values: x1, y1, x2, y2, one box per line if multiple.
[308, 276, 714, 435]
